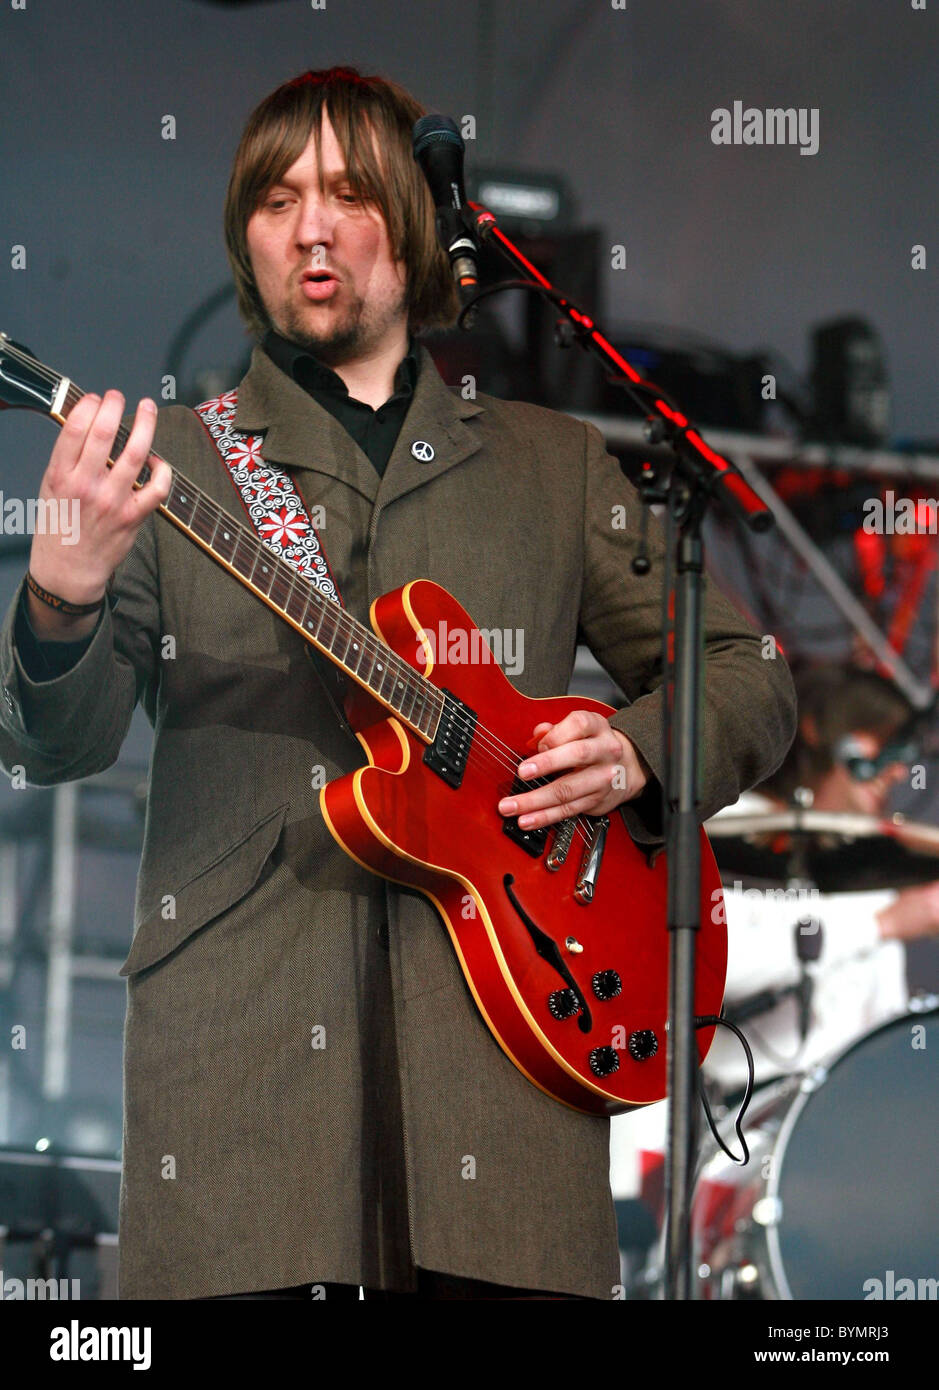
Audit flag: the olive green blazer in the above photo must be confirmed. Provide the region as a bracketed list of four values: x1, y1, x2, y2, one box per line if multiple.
[0, 343, 795, 1298]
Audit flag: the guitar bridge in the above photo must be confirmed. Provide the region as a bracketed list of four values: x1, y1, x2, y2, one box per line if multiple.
[546, 817, 576, 870]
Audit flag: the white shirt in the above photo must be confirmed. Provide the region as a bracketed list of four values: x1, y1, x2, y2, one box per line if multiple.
[703, 881, 906, 1087]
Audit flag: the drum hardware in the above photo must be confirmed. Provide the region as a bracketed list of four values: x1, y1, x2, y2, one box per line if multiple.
[724, 1263, 761, 1300]
[689, 1007, 939, 1300]
[751, 1196, 782, 1227]
[706, 806, 939, 856]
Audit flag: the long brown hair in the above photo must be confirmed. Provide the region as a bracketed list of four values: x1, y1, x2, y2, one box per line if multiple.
[224, 66, 459, 337]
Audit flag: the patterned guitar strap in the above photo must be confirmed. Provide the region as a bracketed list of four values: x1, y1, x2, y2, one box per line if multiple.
[193, 388, 357, 737]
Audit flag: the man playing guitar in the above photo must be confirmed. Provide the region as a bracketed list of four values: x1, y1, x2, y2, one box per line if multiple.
[0, 66, 796, 1300]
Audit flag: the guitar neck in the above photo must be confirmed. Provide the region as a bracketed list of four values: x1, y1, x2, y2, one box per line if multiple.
[50, 373, 444, 742]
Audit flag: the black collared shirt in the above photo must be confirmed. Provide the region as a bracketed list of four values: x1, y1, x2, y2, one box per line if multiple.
[15, 332, 421, 683]
[261, 327, 420, 479]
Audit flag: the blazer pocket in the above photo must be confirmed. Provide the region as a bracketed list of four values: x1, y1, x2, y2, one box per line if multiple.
[119, 802, 289, 978]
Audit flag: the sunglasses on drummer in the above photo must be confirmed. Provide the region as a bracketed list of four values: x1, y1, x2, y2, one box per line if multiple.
[833, 734, 919, 781]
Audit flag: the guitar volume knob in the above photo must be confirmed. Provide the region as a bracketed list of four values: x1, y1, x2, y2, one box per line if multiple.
[628, 1029, 658, 1061]
[588, 1046, 620, 1077]
[591, 969, 622, 1001]
[548, 988, 580, 1021]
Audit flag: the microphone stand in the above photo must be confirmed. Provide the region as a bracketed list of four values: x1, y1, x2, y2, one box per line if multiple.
[459, 200, 774, 1300]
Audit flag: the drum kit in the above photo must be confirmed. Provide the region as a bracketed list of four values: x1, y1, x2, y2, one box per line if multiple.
[690, 999, 937, 1300]
[637, 804, 939, 1301]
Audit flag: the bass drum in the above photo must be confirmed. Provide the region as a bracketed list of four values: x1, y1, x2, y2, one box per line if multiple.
[691, 1003, 938, 1300]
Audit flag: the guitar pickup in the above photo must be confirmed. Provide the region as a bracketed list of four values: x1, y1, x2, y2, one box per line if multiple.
[502, 775, 549, 858]
[423, 689, 477, 788]
[574, 816, 609, 904]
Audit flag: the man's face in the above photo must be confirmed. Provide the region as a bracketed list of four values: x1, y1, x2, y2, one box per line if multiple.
[817, 729, 908, 816]
[245, 113, 408, 365]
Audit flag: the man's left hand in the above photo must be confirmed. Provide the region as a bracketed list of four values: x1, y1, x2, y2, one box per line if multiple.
[496, 711, 651, 829]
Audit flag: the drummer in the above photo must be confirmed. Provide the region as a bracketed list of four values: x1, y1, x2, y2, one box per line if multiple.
[704, 660, 934, 1089]
[610, 662, 936, 1223]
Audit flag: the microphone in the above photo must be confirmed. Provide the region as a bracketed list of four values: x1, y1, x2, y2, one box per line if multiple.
[412, 115, 479, 319]
[794, 915, 824, 1044]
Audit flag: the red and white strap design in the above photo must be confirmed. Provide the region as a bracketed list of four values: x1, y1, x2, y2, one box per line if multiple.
[194, 388, 344, 607]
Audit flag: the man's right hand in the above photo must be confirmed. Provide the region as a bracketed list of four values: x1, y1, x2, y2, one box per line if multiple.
[876, 880, 939, 943]
[25, 390, 172, 641]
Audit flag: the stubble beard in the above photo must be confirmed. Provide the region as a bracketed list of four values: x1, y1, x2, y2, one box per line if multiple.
[271, 280, 408, 368]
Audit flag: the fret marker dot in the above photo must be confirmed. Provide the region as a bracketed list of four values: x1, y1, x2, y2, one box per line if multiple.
[223, 532, 230, 540]
[180, 494, 187, 503]
[353, 643, 358, 651]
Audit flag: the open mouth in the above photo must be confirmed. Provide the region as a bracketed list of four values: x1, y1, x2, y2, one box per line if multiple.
[300, 272, 340, 300]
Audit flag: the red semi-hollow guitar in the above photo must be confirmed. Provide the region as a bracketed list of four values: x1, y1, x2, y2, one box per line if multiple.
[0, 334, 727, 1115]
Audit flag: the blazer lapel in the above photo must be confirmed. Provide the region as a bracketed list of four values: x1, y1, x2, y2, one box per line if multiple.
[231, 341, 485, 512]
[233, 344, 380, 505]
[374, 344, 484, 512]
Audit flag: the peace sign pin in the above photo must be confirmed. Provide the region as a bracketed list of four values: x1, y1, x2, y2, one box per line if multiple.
[411, 440, 435, 463]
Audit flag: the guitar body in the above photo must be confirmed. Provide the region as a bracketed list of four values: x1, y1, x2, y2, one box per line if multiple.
[321, 578, 726, 1116]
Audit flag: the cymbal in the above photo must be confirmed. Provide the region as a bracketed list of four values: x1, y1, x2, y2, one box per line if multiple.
[706, 808, 939, 857]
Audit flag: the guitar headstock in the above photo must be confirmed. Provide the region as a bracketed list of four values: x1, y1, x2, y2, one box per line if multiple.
[0, 333, 60, 415]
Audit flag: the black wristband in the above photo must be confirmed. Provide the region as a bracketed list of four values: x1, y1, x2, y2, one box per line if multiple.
[25, 570, 107, 617]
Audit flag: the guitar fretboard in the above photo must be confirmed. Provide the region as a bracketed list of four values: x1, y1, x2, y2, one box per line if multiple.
[58, 379, 445, 741]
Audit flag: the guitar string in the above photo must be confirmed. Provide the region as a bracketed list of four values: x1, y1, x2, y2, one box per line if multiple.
[10, 345, 624, 851]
